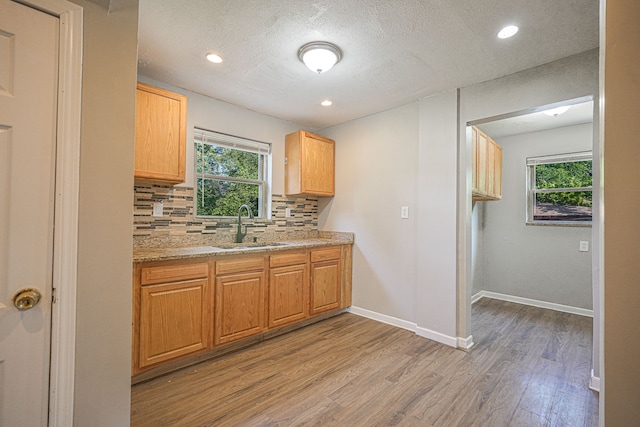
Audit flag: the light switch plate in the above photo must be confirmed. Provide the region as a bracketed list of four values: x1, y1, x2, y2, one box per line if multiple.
[579, 241, 589, 252]
[153, 201, 163, 217]
[285, 207, 291, 218]
[401, 206, 409, 219]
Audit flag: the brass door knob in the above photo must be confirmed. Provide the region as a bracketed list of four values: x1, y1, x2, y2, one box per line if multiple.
[12, 288, 42, 311]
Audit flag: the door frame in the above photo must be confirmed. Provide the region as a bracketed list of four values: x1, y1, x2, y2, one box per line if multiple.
[15, 0, 83, 425]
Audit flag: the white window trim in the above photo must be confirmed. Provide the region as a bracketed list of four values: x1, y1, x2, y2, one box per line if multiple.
[194, 128, 271, 219]
[526, 151, 593, 226]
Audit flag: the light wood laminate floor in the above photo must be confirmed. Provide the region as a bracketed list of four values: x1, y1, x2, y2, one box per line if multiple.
[131, 298, 598, 426]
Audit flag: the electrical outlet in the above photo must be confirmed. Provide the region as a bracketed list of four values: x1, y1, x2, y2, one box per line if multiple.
[401, 206, 409, 219]
[153, 201, 163, 217]
[285, 207, 291, 218]
[579, 241, 589, 252]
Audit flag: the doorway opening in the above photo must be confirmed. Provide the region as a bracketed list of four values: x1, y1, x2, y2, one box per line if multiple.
[466, 96, 600, 391]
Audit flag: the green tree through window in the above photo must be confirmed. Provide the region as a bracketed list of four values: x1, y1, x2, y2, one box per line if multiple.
[527, 152, 592, 223]
[195, 129, 269, 217]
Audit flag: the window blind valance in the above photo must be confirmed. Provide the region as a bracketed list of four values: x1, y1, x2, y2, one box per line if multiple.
[526, 151, 592, 166]
[194, 128, 271, 155]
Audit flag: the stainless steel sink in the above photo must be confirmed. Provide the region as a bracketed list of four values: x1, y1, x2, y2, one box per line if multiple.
[212, 242, 291, 250]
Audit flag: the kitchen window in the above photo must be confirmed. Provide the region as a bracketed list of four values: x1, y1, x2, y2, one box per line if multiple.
[194, 128, 271, 218]
[526, 151, 592, 225]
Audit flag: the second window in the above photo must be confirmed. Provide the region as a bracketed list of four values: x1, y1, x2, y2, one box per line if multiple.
[526, 151, 593, 224]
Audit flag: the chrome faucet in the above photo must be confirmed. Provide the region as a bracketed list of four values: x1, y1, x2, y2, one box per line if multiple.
[235, 204, 254, 243]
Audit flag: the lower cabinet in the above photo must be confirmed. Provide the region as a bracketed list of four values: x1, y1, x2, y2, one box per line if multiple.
[214, 256, 267, 345]
[133, 245, 350, 378]
[310, 247, 341, 315]
[268, 251, 309, 328]
[133, 259, 211, 373]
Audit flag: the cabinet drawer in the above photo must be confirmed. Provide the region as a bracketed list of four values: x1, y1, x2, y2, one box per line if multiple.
[216, 256, 266, 275]
[141, 262, 209, 285]
[310, 247, 341, 263]
[270, 251, 308, 268]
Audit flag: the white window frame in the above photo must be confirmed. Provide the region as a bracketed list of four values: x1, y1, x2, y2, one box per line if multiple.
[526, 151, 593, 225]
[194, 128, 271, 219]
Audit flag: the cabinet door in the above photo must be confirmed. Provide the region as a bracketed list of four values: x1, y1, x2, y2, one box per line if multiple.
[472, 126, 503, 201]
[486, 137, 496, 197]
[472, 127, 480, 194]
[134, 82, 186, 183]
[269, 264, 308, 328]
[139, 279, 209, 368]
[215, 271, 266, 345]
[310, 260, 341, 315]
[475, 129, 488, 196]
[302, 133, 335, 195]
[493, 143, 503, 199]
[285, 130, 335, 196]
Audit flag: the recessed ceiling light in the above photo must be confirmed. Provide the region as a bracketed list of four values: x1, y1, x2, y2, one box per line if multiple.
[543, 106, 571, 117]
[321, 100, 333, 107]
[205, 52, 223, 63]
[298, 41, 342, 74]
[497, 25, 519, 39]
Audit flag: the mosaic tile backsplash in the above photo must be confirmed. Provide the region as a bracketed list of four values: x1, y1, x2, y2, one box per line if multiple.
[133, 183, 320, 247]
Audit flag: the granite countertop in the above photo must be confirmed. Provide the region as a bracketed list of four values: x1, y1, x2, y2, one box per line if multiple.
[133, 232, 354, 263]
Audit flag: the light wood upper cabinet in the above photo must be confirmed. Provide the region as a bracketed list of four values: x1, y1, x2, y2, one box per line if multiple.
[134, 82, 187, 184]
[285, 130, 335, 196]
[494, 144, 503, 197]
[472, 126, 503, 201]
[133, 259, 211, 373]
[214, 256, 267, 345]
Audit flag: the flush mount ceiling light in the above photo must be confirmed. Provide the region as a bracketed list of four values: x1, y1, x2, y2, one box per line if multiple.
[497, 25, 519, 39]
[205, 52, 223, 63]
[298, 41, 342, 74]
[321, 99, 333, 107]
[543, 105, 571, 117]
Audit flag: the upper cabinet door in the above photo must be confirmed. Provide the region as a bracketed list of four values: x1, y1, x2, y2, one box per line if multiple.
[471, 126, 502, 201]
[285, 130, 335, 196]
[134, 82, 187, 184]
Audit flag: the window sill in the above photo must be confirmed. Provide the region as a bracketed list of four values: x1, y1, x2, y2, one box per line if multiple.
[526, 221, 592, 228]
[195, 216, 274, 224]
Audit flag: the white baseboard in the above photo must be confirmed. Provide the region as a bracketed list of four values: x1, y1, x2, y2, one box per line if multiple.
[473, 291, 593, 318]
[471, 291, 484, 304]
[590, 369, 601, 392]
[457, 335, 475, 350]
[347, 306, 417, 332]
[348, 306, 459, 348]
[415, 326, 458, 347]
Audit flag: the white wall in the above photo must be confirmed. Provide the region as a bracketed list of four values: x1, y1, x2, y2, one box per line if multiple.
[137, 76, 301, 196]
[319, 90, 459, 345]
[73, 1, 138, 425]
[319, 102, 419, 322]
[415, 90, 459, 342]
[479, 124, 593, 310]
[471, 202, 484, 296]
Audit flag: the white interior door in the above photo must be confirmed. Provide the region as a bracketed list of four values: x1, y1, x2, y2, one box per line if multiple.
[0, 1, 59, 425]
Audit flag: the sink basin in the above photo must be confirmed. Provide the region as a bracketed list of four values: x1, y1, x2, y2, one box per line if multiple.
[212, 242, 291, 250]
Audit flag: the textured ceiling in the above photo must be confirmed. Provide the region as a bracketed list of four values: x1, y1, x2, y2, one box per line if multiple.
[137, 0, 599, 130]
